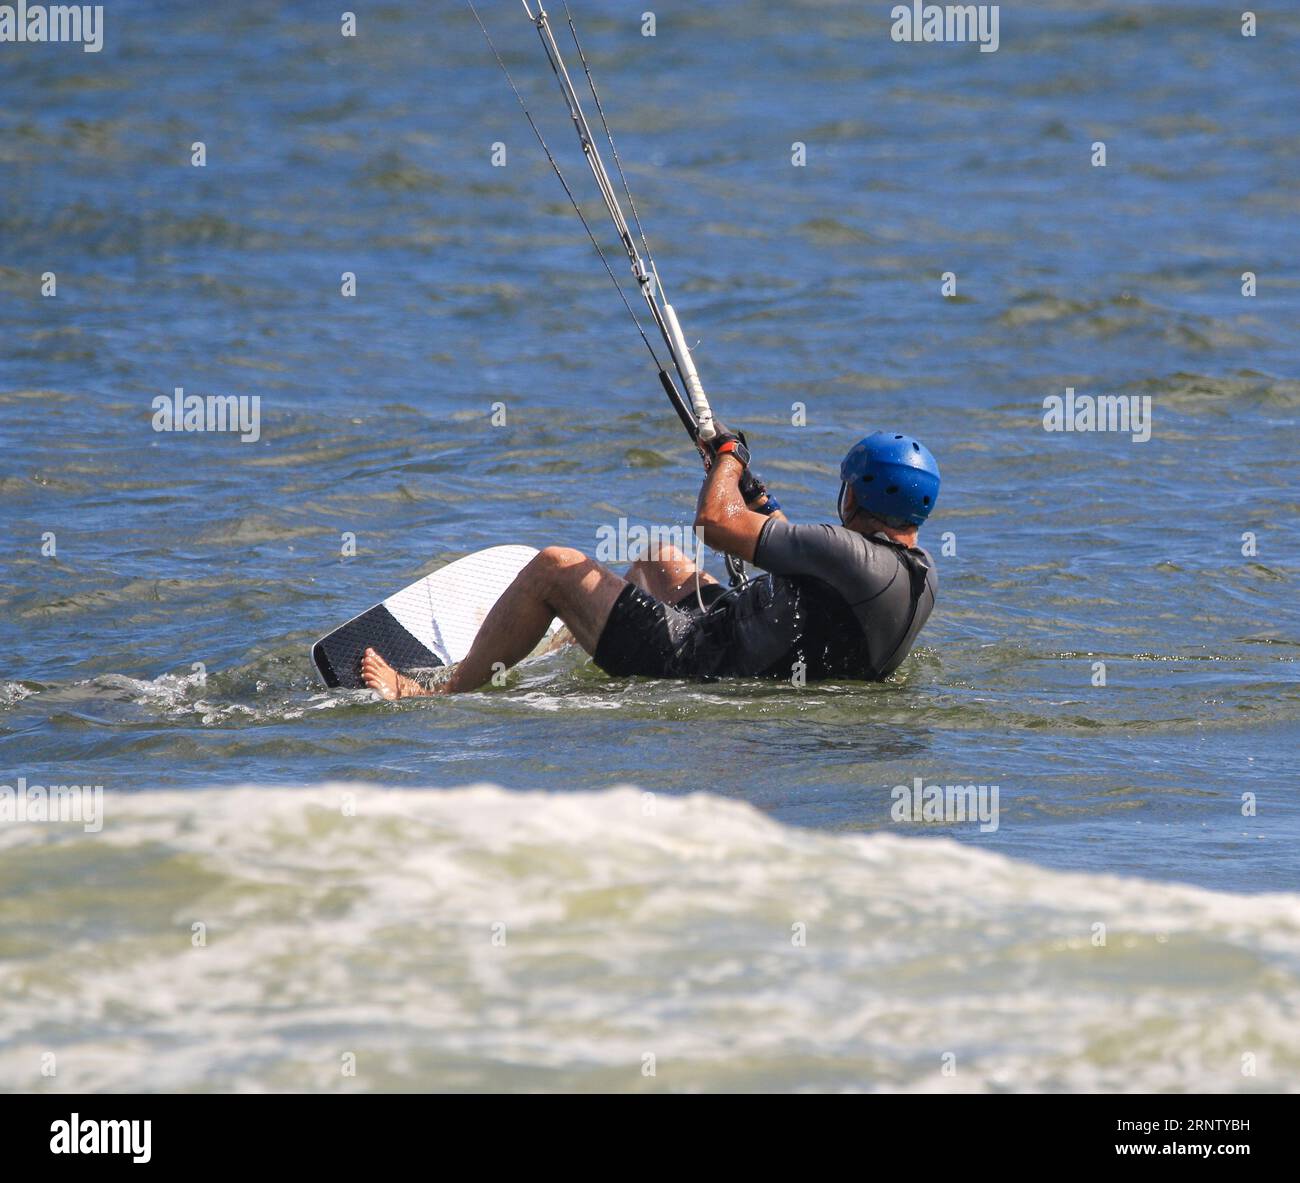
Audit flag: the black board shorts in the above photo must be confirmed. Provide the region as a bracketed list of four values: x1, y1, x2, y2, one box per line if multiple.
[593, 582, 730, 679]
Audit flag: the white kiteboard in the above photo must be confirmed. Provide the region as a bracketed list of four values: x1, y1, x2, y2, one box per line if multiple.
[311, 545, 560, 688]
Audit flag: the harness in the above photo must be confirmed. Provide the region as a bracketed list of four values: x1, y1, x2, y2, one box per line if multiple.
[687, 534, 932, 682]
[866, 539, 933, 680]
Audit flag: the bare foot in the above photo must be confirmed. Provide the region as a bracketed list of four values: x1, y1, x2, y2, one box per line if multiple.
[361, 648, 430, 700]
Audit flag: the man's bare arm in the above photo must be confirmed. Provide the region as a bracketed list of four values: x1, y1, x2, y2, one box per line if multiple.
[694, 454, 785, 562]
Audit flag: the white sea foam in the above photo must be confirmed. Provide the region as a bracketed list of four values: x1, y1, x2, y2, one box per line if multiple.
[0, 784, 1297, 1093]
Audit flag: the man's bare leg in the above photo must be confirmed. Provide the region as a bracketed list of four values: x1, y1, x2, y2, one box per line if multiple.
[535, 541, 712, 660]
[537, 541, 711, 659]
[625, 541, 719, 604]
[361, 547, 628, 698]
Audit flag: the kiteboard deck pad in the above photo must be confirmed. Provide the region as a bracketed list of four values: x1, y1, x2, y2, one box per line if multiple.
[312, 544, 556, 688]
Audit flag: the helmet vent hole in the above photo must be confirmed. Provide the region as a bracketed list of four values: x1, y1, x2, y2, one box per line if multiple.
[912, 441, 920, 450]
[922, 496, 930, 504]
[863, 474, 874, 482]
[894, 434, 903, 439]
[886, 484, 899, 495]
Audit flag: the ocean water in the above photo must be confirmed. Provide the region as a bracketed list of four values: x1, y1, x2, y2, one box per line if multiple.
[1, 2, 1298, 1091]
[3, 785, 1299, 1094]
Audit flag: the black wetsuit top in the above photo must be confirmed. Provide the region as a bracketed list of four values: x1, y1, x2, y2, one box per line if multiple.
[592, 519, 937, 682]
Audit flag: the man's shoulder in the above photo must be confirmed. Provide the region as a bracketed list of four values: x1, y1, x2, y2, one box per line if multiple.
[864, 530, 935, 564]
[853, 533, 939, 599]
[756, 519, 936, 592]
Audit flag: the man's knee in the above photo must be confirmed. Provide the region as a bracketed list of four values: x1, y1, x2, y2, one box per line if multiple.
[532, 546, 592, 588]
[537, 545, 588, 567]
[645, 541, 688, 567]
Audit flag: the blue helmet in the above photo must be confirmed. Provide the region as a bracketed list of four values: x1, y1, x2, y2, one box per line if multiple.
[839, 431, 940, 527]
